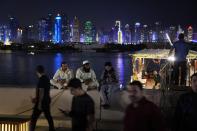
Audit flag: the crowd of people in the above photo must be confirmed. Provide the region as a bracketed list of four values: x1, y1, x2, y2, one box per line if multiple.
[29, 33, 197, 131]
[50, 60, 119, 108]
[31, 65, 197, 131]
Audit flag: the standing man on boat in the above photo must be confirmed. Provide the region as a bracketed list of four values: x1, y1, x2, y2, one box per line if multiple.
[169, 33, 190, 85]
[30, 65, 55, 131]
[50, 61, 73, 89]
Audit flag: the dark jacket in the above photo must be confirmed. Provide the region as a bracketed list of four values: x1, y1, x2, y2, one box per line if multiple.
[35, 75, 51, 108]
[124, 97, 166, 131]
[70, 93, 95, 131]
[100, 68, 118, 85]
[173, 91, 197, 131]
[173, 40, 190, 62]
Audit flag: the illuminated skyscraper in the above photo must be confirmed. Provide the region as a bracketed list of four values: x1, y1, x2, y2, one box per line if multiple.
[92, 26, 97, 42]
[168, 26, 177, 42]
[115, 21, 123, 44]
[154, 22, 164, 42]
[62, 14, 71, 42]
[21, 25, 37, 43]
[38, 18, 47, 42]
[27, 25, 37, 41]
[54, 14, 62, 43]
[113, 22, 118, 43]
[84, 21, 93, 43]
[124, 24, 131, 44]
[96, 32, 99, 43]
[96, 30, 102, 43]
[141, 25, 149, 43]
[108, 28, 114, 43]
[8, 16, 19, 42]
[0, 25, 11, 45]
[187, 26, 193, 42]
[149, 30, 153, 42]
[72, 16, 80, 42]
[46, 14, 53, 42]
[134, 22, 141, 44]
[16, 28, 23, 43]
[0, 26, 5, 42]
[149, 30, 157, 43]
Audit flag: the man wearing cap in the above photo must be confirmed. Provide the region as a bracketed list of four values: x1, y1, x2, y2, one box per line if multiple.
[76, 60, 99, 91]
[50, 61, 73, 89]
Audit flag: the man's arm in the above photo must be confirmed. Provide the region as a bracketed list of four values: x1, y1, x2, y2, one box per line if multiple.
[169, 46, 174, 57]
[91, 70, 99, 87]
[90, 70, 96, 80]
[53, 69, 60, 81]
[76, 68, 83, 82]
[69, 69, 74, 79]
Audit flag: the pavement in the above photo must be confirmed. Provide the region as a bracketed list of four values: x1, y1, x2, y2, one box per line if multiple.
[0, 86, 175, 131]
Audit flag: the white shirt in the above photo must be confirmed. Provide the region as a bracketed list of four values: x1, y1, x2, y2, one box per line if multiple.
[76, 67, 97, 82]
[53, 68, 73, 83]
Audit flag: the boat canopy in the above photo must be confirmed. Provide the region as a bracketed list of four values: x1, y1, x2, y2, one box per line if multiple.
[129, 49, 197, 59]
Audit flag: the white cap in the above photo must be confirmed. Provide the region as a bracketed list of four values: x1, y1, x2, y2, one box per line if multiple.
[83, 60, 90, 65]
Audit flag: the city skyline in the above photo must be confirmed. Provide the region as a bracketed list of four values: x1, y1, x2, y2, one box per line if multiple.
[0, 0, 196, 28]
[1, 14, 196, 45]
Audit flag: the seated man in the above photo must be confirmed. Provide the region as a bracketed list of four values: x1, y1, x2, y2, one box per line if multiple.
[76, 60, 99, 91]
[50, 61, 73, 89]
[145, 59, 161, 89]
[100, 62, 119, 108]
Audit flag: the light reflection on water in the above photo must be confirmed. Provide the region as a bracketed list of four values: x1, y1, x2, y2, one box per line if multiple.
[116, 53, 124, 85]
[54, 53, 63, 73]
[0, 51, 131, 87]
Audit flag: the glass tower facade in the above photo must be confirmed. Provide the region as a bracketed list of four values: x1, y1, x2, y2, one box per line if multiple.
[84, 21, 93, 43]
[54, 14, 62, 43]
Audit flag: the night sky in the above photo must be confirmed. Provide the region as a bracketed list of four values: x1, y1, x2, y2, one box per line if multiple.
[0, 0, 196, 28]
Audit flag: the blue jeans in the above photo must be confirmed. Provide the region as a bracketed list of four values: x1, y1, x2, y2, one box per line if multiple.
[100, 83, 119, 105]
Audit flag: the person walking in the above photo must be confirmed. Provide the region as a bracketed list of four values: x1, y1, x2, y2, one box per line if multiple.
[59, 78, 95, 131]
[30, 65, 55, 131]
[123, 81, 166, 131]
[173, 73, 197, 131]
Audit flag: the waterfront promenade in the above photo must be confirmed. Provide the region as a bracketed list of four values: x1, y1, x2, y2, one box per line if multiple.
[0, 86, 125, 130]
[0, 86, 185, 131]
